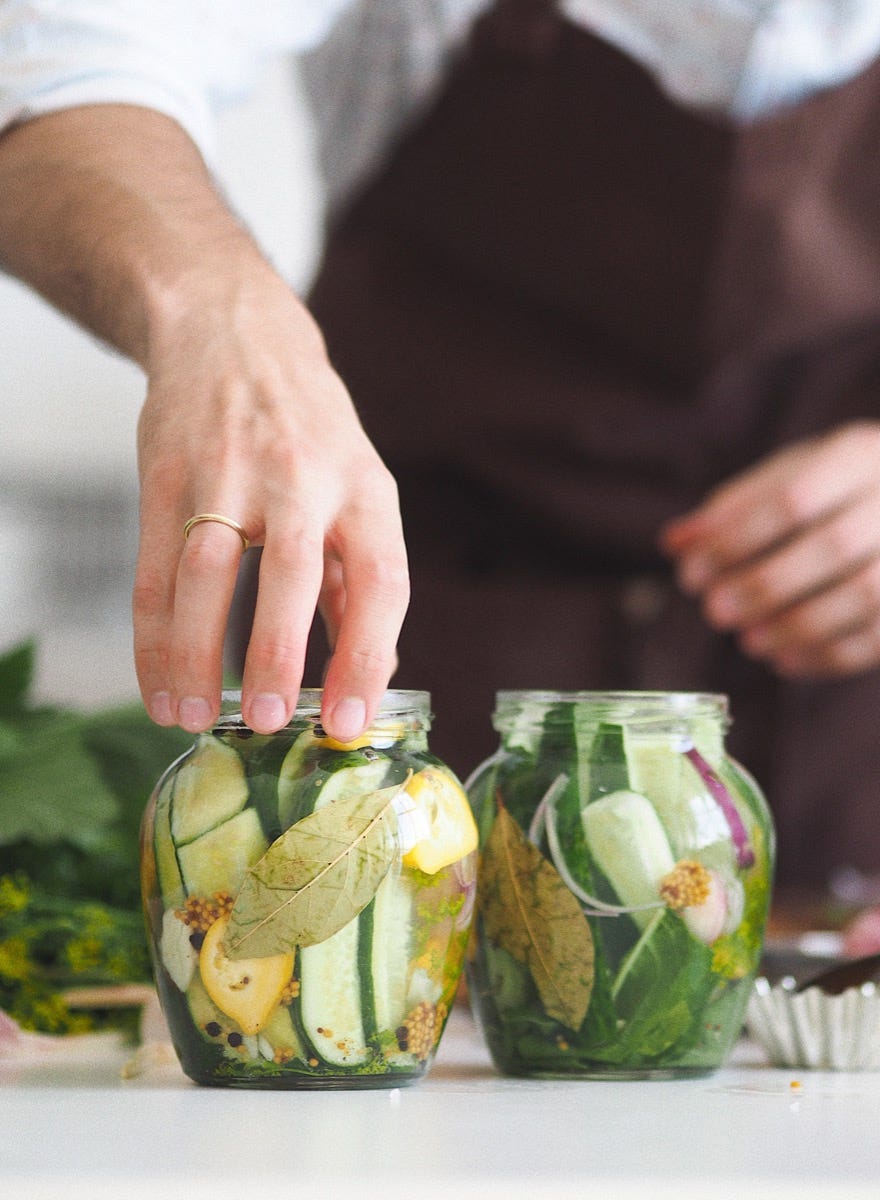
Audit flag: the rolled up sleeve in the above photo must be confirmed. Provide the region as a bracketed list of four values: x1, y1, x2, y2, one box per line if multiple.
[0, 0, 353, 161]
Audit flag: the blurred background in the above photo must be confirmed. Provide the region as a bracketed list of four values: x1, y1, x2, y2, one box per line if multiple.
[0, 55, 323, 709]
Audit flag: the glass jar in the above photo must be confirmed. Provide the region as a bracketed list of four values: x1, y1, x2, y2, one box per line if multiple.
[140, 689, 477, 1088]
[466, 690, 774, 1079]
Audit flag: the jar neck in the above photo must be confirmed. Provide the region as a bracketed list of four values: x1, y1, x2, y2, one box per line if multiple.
[493, 690, 729, 753]
[215, 689, 432, 736]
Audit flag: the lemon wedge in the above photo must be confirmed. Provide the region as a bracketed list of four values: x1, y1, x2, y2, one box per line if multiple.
[314, 723, 406, 752]
[402, 767, 478, 875]
[199, 914, 294, 1035]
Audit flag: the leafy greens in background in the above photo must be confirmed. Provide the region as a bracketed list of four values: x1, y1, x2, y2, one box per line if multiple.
[0, 640, 192, 1032]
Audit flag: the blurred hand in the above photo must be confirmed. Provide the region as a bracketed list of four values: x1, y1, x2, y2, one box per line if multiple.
[842, 905, 880, 957]
[660, 422, 880, 678]
[134, 255, 409, 740]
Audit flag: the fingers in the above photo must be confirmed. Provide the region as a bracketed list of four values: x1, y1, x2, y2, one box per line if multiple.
[319, 487, 410, 743]
[133, 518, 178, 726]
[171, 518, 250, 730]
[660, 422, 880, 679]
[842, 906, 880, 957]
[133, 457, 408, 740]
[740, 559, 880, 677]
[697, 490, 880, 631]
[130, 271, 409, 737]
[134, 506, 250, 732]
[239, 520, 324, 734]
[317, 556, 346, 654]
[661, 423, 880, 585]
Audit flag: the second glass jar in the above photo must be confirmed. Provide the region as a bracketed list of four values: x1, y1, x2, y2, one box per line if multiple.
[465, 690, 775, 1079]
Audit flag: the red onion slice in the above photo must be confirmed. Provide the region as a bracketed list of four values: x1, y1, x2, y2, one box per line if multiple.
[684, 746, 755, 869]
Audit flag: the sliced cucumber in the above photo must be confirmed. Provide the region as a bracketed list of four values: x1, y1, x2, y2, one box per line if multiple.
[259, 1004, 304, 1064]
[153, 773, 185, 908]
[278, 739, 391, 830]
[170, 735, 250, 845]
[276, 728, 323, 829]
[281, 750, 402, 1070]
[186, 970, 230, 1035]
[242, 729, 302, 842]
[370, 867, 414, 1034]
[299, 915, 368, 1067]
[159, 907, 197, 991]
[624, 727, 735, 861]
[287, 753, 397, 1068]
[177, 807, 267, 897]
[581, 789, 675, 928]
[316, 756, 391, 806]
[581, 722, 630, 801]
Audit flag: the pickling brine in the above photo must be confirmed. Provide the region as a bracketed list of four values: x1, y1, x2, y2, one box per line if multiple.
[465, 691, 774, 1079]
[140, 690, 477, 1088]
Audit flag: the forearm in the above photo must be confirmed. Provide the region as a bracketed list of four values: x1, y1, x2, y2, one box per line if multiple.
[0, 103, 277, 368]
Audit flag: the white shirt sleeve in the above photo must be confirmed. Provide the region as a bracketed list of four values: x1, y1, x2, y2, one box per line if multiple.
[0, 0, 353, 162]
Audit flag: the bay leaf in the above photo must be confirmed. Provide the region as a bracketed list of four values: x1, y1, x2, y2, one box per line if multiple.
[480, 805, 594, 1031]
[224, 780, 403, 959]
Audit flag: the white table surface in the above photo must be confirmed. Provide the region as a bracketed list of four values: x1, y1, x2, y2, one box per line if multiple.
[2, 1005, 879, 1200]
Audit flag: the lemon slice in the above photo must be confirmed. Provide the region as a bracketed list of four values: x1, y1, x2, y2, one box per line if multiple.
[314, 722, 406, 752]
[199, 914, 294, 1035]
[402, 767, 478, 875]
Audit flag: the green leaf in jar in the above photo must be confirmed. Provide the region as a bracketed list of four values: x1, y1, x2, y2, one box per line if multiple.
[223, 779, 405, 959]
[480, 805, 594, 1032]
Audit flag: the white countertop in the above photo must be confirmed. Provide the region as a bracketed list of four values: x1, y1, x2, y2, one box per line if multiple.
[2, 1006, 879, 1200]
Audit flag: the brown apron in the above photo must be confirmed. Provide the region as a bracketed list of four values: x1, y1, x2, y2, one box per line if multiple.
[295, 0, 880, 890]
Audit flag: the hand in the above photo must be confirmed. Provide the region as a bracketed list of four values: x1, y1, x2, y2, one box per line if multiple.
[842, 905, 880, 957]
[659, 422, 880, 678]
[134, 256, 409, 739]
[0, 104, 408, 739]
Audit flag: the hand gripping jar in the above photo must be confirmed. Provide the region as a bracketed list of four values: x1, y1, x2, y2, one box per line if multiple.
[465, 690, 775, 1079]
[140, 690, 477, 1088]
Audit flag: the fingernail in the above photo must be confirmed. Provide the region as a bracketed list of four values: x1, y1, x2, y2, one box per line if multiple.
[330, 696, 367, 743]
[179, 696, 213, 732]
[148, 690, 174, 725]
[249, 693, 287, 732]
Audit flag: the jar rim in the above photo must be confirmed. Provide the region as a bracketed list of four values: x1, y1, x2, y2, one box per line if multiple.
[493, 689, 729, 726]
[495, 689, 727, 707]
[217, 688, 432, 725]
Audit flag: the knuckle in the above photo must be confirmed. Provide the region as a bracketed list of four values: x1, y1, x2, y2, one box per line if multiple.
[855, 559, 880, 608]
[831, 637, 871, 674]
[246, 637, 304, 678]
[132, 569, 168, 617]
[775, 477, 815, 527]
[271, 526, 325, 570]
[134, 643, 169, 680]
[183, 536, 242, 575]
[348, 641, 398, 676]
[821, 513, 862, 562]
[740, 564, 776, 608]
[365, 551, 411, 597]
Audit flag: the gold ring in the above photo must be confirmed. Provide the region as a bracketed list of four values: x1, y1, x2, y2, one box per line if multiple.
[183, 513, 250, 552]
